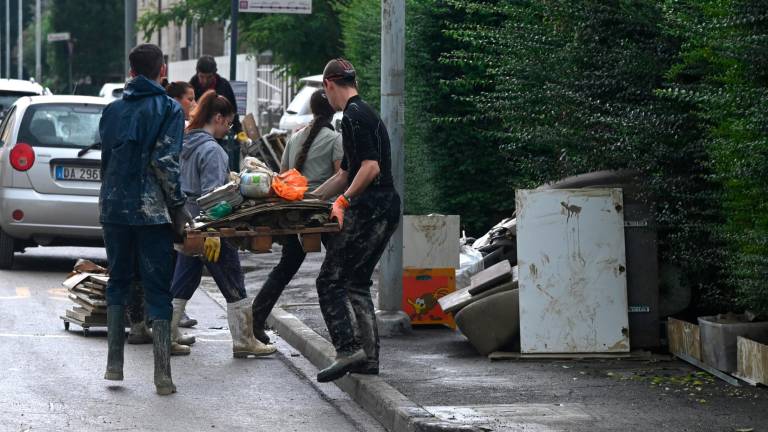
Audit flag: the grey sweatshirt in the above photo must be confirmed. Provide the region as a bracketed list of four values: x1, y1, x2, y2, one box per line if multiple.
[180, 129, 229, 215]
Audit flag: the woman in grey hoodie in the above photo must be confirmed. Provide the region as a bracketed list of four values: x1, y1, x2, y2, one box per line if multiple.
[170, 90, 276, 358]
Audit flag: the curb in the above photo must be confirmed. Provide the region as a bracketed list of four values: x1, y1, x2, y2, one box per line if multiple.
[267, 308, 482, 432]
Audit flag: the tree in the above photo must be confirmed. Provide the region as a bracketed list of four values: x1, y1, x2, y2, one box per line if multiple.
[47, 0, 125, 94]
[138, 0, 346, 77]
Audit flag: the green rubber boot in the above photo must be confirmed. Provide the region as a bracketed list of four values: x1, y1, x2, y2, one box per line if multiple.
[152, 320, 177, 395]
[104, 305, 125, 381]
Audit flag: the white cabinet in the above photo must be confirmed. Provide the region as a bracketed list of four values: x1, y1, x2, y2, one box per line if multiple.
[516, 189, 630, 354]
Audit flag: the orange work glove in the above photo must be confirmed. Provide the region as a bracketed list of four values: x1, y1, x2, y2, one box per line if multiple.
[331, 195, 351, 229]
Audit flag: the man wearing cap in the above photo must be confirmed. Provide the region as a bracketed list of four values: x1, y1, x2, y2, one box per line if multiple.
[189, 55, 242, 134]
[312, 58, 401, 382]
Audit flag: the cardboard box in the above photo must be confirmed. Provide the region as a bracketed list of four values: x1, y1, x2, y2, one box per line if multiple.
[402, 268, 456, 329]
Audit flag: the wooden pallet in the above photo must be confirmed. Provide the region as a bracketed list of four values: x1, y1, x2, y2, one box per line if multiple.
[183, 223, 339, 255]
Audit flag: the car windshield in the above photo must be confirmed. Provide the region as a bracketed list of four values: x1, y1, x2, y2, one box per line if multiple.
[286, 85, 319, 115]
[18, 103, 104, 149]
[0, 91, 37, 118]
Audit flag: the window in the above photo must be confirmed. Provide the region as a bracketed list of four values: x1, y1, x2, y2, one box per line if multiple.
[18, 104, 104, 149]
[0, 106, 17, 147]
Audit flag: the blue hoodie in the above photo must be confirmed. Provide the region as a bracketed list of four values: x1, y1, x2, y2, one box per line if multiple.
[99, 75, 186, 225]
[180, 129, 230, 216]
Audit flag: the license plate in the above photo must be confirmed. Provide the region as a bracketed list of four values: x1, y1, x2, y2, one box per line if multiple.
[54, 166, 101, 182]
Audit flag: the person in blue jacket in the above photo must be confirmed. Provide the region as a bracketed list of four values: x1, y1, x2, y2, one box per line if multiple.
[99, 44, 193, 396]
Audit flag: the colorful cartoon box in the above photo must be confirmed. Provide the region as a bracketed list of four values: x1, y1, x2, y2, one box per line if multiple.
[402, 268, 456, 329]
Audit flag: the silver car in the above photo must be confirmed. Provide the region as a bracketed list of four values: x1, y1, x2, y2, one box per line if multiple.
[0, 95, 107, 269]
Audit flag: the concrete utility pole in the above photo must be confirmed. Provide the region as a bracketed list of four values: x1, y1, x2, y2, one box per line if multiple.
[124, 0, 136, 77]
[6, 0, 10, 78]
[377, 0, 410, 336]
[34, 0, 39, 81]
[17, 0, 21, 79]
[229, 0, 237, 80]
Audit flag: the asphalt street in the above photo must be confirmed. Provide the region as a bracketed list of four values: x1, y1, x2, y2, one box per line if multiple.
[0, 246, 385, 432]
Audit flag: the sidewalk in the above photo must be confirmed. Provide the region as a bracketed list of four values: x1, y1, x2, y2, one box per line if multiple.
[202, 248, 767, 432]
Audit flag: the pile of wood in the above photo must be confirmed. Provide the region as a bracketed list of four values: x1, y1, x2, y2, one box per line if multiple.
[240, 113, 287, 172]
[62, 260, 109, 327]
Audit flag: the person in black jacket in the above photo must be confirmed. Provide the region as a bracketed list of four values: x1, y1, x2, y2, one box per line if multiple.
[189, 55, 242, 134]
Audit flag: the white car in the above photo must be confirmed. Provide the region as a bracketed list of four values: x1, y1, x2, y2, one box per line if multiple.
[0, 95, 107, 269]
[279, 75, 342, 134]
[98, 83, 124, 102]
[0, 79, 51, 120]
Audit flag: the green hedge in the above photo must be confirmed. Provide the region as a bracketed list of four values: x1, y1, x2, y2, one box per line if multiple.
[335, 0, 765, 314]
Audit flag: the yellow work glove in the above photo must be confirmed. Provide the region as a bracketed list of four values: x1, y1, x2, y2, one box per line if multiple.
[204, 237, 221, 263]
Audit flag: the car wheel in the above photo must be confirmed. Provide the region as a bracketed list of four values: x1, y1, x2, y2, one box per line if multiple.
[0, 229, 15, 270]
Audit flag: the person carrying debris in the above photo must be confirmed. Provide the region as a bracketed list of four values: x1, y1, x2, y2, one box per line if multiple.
[169, 89, 276, 358]
[251, 89, 343, 344]
[99, 44, 191, 395]
[311, 59, 401, 382]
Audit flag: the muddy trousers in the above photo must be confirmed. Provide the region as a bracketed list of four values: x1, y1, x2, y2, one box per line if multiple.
[127, 251, 177, 325]
[171, 239, 247, 303]
[103, 224, 174, 321]
[316, 189, 400, 365]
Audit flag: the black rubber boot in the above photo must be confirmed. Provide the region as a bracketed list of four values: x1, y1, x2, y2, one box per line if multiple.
[253, 327, 270, 345]
[317, 349, 367, 383]
[152, 320, 177, 395]
[104, 305, 126, 381]
[349, 362, 380, 375]
[252, 276, 286, 344]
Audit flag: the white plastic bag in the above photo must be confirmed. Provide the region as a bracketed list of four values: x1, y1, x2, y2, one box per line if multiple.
[240, 171, 273, 198]
[456, 244, 484, 289]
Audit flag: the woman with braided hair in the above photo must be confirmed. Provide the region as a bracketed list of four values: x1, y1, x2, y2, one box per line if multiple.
[251, 89, 343, 344]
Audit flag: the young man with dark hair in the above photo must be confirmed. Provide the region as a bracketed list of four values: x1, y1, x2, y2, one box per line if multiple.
[312, 58, 401, 382]
[189, 55, 241, 134]
[99, 43, 192, 395]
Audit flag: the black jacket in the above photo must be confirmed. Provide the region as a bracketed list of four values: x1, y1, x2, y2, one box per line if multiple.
[189, 73, 242, 133]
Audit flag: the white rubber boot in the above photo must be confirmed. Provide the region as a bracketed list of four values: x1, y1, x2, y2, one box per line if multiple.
[227, 297, 277, 358]
[171, 299, 194, 356]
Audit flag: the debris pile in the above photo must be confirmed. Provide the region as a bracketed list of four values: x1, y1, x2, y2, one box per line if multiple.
[61, 260, 110, 330]
[239, 113, 287, 172]
[439, 260, 519, 355]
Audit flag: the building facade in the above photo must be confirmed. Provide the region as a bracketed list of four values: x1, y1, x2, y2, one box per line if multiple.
[136, 0, 226, 63]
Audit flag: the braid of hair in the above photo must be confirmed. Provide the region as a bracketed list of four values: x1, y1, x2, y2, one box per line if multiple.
[294, 89, 337, 173]
[295, 115, 332, 173]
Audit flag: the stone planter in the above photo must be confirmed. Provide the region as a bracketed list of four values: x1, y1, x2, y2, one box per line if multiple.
[698, 315, 768, 373]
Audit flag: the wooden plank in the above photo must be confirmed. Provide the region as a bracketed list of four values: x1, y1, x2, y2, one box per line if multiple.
[88, 275, 109, 285]
[468, 261, 516, 295]
[68, 293, 107, 309]
[66, 308, 107, 324]
[675, 352, 741, 387]
[490, 352, 631, 360]
[735, 336, 768, 386]
[438, 280, 517, 314]
[62, 273, 90, 289]
[70, 285, 104, 299]
[194, 224, 339, 238]
[667, 318, 701, 361]
[242, 113, 262, 141]
[299, 233, 322, 253]
[83, 281, 106, 291]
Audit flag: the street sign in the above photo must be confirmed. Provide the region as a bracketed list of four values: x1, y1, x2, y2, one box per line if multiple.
[47, 32, 71, 42]
[239, 0, 311, 14]
[231, 80, 248, 116]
